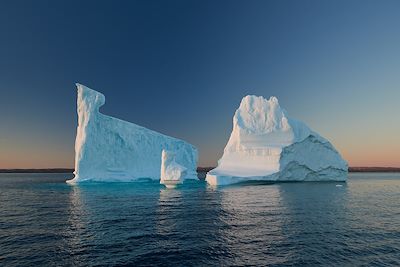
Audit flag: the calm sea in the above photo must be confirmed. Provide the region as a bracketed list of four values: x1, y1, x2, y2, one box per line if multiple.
[1, 173, 400, 266]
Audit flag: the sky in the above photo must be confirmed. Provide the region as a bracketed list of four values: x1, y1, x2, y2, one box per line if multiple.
[0, 0, 400, 168]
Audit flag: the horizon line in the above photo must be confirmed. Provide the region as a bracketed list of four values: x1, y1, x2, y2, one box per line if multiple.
[1, 167, 400, 173]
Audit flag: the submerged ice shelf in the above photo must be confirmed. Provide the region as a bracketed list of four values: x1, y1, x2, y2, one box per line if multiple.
[206, 95, 348, 185]
[67, 84, 198, 183]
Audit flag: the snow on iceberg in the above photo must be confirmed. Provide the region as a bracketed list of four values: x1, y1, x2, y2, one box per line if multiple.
[206, 95, 348, 186]
[160, 150, 187, 188]
[67, 84, 198, 184]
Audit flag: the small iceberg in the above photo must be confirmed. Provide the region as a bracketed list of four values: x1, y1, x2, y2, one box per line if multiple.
[160, 150, 187, 188]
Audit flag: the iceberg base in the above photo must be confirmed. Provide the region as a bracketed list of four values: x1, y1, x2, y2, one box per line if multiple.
[162, 180, 183, 189]
[206, 161, 347, 186]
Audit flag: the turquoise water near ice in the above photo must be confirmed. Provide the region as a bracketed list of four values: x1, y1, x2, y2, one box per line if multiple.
[1, 173, 400, 266]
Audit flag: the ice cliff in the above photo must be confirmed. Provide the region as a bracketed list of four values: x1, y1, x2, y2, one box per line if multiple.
[67, 84, 198, 183]
[160, 150, 187, 188]
[206, 96, 347, 185]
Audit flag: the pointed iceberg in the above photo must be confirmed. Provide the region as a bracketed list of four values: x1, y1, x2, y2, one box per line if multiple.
[67, 84, 198, 183]
[206, 95, 347, 185]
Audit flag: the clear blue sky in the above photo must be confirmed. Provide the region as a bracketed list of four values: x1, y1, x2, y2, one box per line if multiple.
[1, 0, 400, 168]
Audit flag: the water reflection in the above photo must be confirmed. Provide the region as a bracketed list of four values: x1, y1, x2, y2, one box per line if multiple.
[276, 182, 349, 265]
[207, 182, 352, 265]
[155, 188, 182, 237]
[3, 173, 400, 266]
[66, 182, 163, 265]
[153, 183, 235, 265]
[61, 178, 398, 266]
[67, 185, 87, 246]
[65, 181, 351, 265]
[215, 184, 288, 265]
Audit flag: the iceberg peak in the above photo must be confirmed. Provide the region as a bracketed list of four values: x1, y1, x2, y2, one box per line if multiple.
[76, 83, 105, 111]
[236, 95, 292, 135]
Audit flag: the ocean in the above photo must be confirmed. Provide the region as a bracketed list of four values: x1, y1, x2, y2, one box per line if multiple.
[1, 173, 400, 266]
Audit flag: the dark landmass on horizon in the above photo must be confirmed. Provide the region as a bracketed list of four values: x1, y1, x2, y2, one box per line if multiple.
[0, 169, 75, 173]
[198, 167, 400, 173]
[347, 167, 400, 172]
[1, 167, 400, 173]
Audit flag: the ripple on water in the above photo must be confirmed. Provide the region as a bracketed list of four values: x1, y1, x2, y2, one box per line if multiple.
[0, 173, 400, 266]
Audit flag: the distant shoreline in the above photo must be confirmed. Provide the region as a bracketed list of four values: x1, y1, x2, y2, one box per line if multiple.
[1, 167, 400, 173]
[347, 167, 400, 172]
[198, 167, 400, 173]
[0, 169, 75, 173]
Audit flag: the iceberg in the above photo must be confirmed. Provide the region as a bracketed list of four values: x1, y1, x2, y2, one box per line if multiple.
[67, 84, 198, 184]
[160, 150, 187, 188]
[206, 96, 347, 186]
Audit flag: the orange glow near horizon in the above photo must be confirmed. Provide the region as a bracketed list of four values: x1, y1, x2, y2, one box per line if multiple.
[1, 141, 399, 169]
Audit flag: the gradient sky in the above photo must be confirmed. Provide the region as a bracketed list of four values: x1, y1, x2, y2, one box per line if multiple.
[1, 0, 400, 168]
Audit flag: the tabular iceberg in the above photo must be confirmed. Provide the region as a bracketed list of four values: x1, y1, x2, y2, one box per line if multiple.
[160, 150, 187, 188]
[206, 95, 347, 186]
[67, 84, 198, 184]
